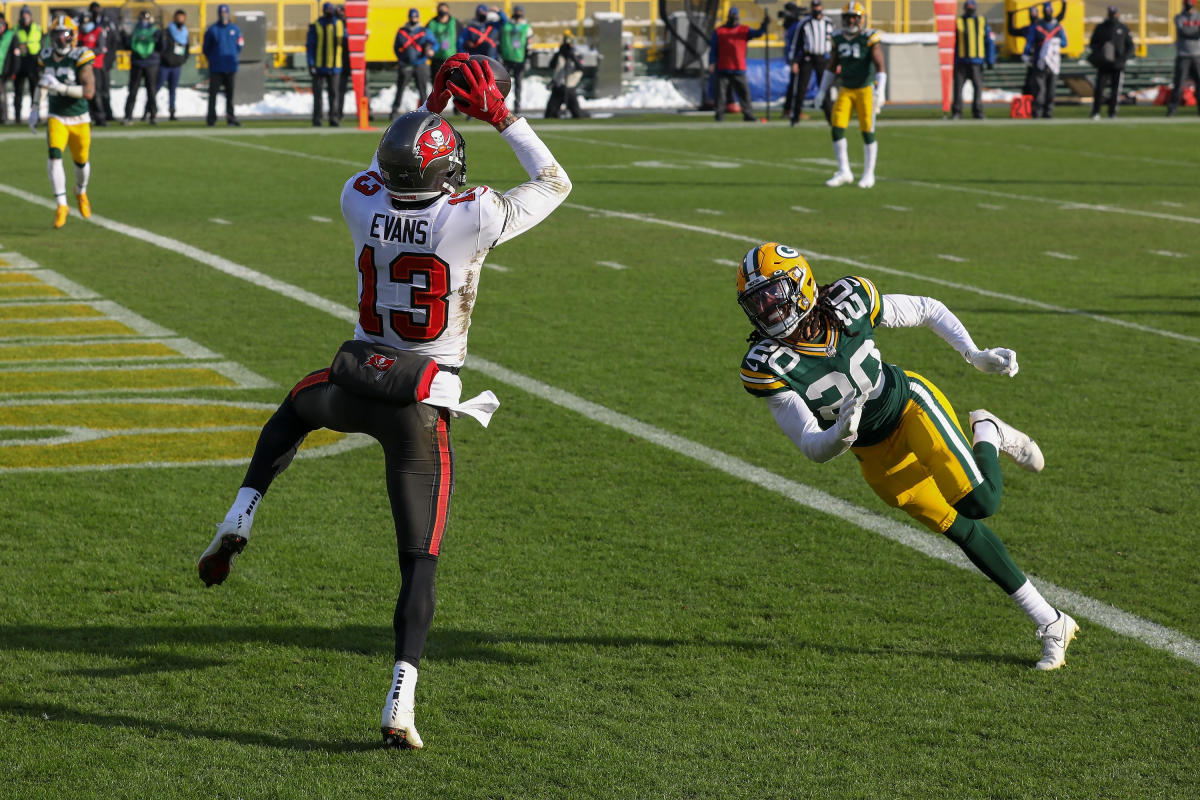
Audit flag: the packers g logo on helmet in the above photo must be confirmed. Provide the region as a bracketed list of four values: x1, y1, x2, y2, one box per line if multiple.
[736, 242, 818, 339]
[50, 15, 77, 55]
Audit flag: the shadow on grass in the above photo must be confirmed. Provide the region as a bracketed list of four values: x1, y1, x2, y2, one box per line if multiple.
[0, 701, 381, 753]
[0, 624, 769, 675]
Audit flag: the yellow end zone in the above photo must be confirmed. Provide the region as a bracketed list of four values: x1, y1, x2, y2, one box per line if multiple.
[0, 341, 180, 363]
[1, 366, 238, 394]
[0, 285, 67, 299]
[0, 399, 369, 471]
[0, 303, 105, 320]
[1, 319, 139, 339]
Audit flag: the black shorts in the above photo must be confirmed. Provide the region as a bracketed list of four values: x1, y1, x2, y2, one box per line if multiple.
[289, 369, 454, 557]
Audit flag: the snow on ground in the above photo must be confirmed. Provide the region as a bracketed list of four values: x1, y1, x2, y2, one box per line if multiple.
[12, 75, 704, 122]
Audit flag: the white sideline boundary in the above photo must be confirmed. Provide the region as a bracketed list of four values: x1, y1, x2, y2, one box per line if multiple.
[2, 179, 1197, 667]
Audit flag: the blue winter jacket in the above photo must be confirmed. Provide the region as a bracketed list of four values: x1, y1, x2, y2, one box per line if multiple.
[203, 15, 243, 73]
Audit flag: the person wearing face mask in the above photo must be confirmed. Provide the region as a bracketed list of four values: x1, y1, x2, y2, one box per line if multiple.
[123, 10, 161, 125]
[459, 4, 508, 60]
[951, 0, 995, 120]
[708, 6, 769, 122]
[426, 3, 459, 78]
[88, 3, 119, 121]
[500, 6, 531, 115]
[157, 9, 189, 122]
[11, 6, 41, 125]
[1009, 1, 1066, 117]
[788, 0, 834, 124]
[75, 12, 107, 125]
[545, 31, 588, 118]
[390, 7, 434, 118]
[1167, 0, 1200, 116]
[1087, 6, 1132, 119]
[203, 3, 243, 126]
[308, 2, 346, 126]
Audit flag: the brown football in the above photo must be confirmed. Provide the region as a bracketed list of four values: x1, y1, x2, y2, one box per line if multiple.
[446, 54, 512, 101]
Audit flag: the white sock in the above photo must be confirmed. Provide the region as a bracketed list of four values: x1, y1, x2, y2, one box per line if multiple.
[833, 138, 850, 175]
[1010, 579, 1058, 626]
[972, 419, 1000, 449]
[75, 161, 91, 194]
[385, 660, 419, 715]
[862, 140, 878, 179]
[48, 158, 67, 206]
[223, 486, 262, 535]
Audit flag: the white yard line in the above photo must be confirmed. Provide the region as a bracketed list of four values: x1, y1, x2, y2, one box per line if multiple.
[2, 179, 1196, 666]
[596, 260, 628, 270]
[1149, 249, 1186, 258]
[1044, 251, 1079, 260]
[790, 205, 816, 214]
[937, 254, 968, 262]
[713, 258, 738, 266]
[564, 201, 1200, 346]
[1157, 201, 1185, 208]
[484, 262, 511, 272]
[195, 134, 363, 168]
[977, 203, 1005, 210]
[0, 252, 40, 269]
[209, 218, 232, 225]
[695, 208, 725, 215]
[882, 204, 910, 212]
[310, 215, 333, 223]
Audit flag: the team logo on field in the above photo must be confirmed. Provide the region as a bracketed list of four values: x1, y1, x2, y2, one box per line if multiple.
[417, 121, 457, 173]
[364, 353, 396, 373]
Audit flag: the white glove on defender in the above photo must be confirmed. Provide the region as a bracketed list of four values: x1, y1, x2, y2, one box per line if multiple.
[834, 391, 869, 439]
[873, 73, 887, 116]
[28, 105, 39, 132]
[39, 73, 65, 92]
[965, 347, 1019, 377]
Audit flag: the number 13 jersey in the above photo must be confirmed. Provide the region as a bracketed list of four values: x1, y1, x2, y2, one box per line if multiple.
[340, 117, 571, 369]
[740, 275, 911, 448]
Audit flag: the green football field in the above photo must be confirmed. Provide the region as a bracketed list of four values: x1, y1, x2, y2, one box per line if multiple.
[1, 110, 1198, 799]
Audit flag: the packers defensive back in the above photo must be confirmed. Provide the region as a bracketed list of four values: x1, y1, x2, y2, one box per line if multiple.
[736, 243, 1079, 670]
[33, 15, 96, 229]
[813, 2, 886, 189]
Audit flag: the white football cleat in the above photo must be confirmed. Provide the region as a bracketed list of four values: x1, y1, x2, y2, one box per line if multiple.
[381, 661, 423, 749]
[857, 174, 875, 189]
[197, 517, 250, 587]
[969, 409, 1045, 473]
[1035, 611, 1079, 670]
[825, 171, 854, 187]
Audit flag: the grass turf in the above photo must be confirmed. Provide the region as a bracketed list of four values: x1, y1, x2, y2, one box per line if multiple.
[1, 114, 1198, 799]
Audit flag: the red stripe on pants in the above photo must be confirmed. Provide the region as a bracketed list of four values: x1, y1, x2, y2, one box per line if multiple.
[427, 409, 451, 556]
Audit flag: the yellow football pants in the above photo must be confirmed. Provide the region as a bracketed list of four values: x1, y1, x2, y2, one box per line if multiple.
[851, 371, 983, 534]
[831, 86, 874, 133]
[47, 118, 91, 164]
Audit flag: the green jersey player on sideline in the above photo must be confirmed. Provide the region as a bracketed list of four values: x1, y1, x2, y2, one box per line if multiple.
[736, 242, 1079, 670]
[813, 1, 885, 188]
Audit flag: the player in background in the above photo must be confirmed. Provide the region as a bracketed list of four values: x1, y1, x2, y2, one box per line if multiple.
[30, 15, 95, 229]
[813, 1, 885, 189]
[736, 243, 1078, 670]
[197, 55, 571, 749]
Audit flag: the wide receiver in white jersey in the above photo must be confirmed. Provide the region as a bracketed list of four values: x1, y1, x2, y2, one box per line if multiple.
[197, 55, 571, 749]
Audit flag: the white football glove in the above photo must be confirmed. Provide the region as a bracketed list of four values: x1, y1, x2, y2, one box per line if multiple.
[39, 73, 65, 92]
[965, 347, 1019, 377]
[873, 73, 887, 116]
[28, 105, 39, 132]
[834, 391, 869, 439]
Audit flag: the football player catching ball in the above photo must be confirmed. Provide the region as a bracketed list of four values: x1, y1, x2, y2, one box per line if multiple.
[198, 55, 571, 749]
[737, 243, 1078, 670]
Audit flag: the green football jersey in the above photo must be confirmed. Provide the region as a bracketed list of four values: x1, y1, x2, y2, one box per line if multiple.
[37, 46, 95, 118]
[831, 29, 881, 89]
[740, 275, 910, 448]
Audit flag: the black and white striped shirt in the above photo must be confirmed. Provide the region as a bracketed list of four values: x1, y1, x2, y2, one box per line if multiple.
[786, 15, 834, 61]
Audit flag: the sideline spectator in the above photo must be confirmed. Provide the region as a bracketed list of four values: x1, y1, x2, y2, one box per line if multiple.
[76, 12, 108, 125]
[337, 5, 351, 120]
[952, 0, 995, 119]
[500, 5, 531, 114]
[89, 3, 119, 121]
[157, 9, 189, 121]
[1167, 0, 1200, 116]
[0, 14, 13, 125]
[778, 1, 803, 118]
[459, 5, 507, 60]
[390, 7, 433, 119]
[12, 6, 40, 124]
[203, 3, 243, 126]
[545, 32, 587, 118]
[123, 10, 161, 125]
[709, 6, 768, 122]
[426, 3, 458, 77]
[1009, 2, 1065, 116]
[1088, 6, 1133, 119]
[308, 2, 345, 126]
[788, 0, 833, 124]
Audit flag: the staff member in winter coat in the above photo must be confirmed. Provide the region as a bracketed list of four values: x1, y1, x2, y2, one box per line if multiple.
[709, 6, 768, 122]
[88, 3, 119, 120]
[390, 7, 434, 118]
[203, 3, 243, 126]
[500, 5, 532, 114]
[1009, 1, 1065, 116]
[545, 31, 587, 118]
[1088, 6, 1133, 118]
[308, 2, 345, 126]
[157, 9, 189, 121]
[952, 0, 995, 119]
[459, 5, 507, 60]
[426, 3, 459, 77]
[0, 14, 14, 125]
[124, 10, 161, 125]
[75, 12, 108, 125]
[11, 6, 40, 124]
[1167, 0, 1200, 116]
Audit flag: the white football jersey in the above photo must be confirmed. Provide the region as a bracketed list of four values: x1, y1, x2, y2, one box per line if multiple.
[340, 118, 570, 368]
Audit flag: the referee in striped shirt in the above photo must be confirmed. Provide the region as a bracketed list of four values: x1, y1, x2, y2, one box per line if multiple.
[788, 0, 834, 124]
